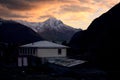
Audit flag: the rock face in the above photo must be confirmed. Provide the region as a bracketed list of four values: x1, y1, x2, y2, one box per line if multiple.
[68, 2, 120, 71]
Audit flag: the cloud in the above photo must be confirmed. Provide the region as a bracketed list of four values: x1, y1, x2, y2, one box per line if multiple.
[0, 0, 59, 11]
[38, 15, 53, 20]
[93, 0, 106, 3]
[58, 0, 75, 3]
[0, 6, 28, 18]
[0, 0, 34, 11]
[60, 4, 91, 13]
[0, 0, 58, 19]
[0, 0, 119, 29]
[26, 0, 55, 2]
[79, 0, 89, 3]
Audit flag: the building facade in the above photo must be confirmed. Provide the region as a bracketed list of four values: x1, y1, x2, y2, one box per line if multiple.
[18, 41, 68, 67]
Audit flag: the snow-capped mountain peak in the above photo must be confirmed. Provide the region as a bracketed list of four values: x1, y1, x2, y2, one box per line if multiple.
[46, 17, 58, 22]
[46, 17, 62, 23]
[16, 17, 79, 32]
[15, 17, 81, 42]
[43, 17, 63, 29]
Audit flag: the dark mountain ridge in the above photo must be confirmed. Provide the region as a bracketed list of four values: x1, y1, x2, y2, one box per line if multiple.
[0, 19, 43, 46]
[68, 2, 120, 78]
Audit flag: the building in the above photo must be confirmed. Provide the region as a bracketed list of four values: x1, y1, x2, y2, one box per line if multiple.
[18, 41, 68, 67]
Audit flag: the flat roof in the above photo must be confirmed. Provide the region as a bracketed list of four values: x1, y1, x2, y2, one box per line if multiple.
[48, 58, 86, 67]
[20, 41, 68, 48]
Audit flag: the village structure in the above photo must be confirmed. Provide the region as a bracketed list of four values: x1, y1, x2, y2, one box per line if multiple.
[17, 40, 85, 67]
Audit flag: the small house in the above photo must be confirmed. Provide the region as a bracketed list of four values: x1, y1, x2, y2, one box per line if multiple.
[18, 41, 68, 67]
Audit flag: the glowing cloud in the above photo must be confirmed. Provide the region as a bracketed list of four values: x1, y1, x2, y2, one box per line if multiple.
[0, 0, 119, 29]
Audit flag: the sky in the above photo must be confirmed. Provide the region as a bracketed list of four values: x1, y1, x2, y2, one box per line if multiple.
[0, 0, 119, 30]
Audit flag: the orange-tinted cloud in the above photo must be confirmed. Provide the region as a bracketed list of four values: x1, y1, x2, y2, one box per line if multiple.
[60, 4, 91, 13]
[0, 0, 119, 29]
[0, 5, 29, 18]
[38, 15, 53, 20]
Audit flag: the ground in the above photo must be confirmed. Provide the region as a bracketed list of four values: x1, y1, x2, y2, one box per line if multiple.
[0, 63, 107, 80]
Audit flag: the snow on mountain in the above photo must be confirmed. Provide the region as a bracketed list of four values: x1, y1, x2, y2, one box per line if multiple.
[16, 17, 81, 42]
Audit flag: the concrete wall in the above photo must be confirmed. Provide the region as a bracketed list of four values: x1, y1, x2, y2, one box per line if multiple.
[36, 49, 66, 57]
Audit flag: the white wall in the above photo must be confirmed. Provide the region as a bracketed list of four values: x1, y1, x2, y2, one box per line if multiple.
[36, 49, 66, 57]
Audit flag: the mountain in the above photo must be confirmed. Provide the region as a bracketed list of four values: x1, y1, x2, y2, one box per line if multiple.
[0, 19, 43, 46]
[68, 2, 120, 76]
[16, 17, 81, 43]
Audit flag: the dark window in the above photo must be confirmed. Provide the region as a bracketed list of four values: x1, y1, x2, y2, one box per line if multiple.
[58, 49, 62, 55]
[24, 48, 27, 54]
[33, 48, 35, 54]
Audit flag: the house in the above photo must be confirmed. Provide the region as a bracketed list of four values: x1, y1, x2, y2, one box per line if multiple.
[18, 41, 68, 67]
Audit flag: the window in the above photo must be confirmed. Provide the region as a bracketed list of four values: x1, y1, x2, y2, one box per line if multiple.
[58, 49, 62, 55]
[19, 47, 37, 56]
[18, 57, 28, 67]
[33, 48, 36, 55]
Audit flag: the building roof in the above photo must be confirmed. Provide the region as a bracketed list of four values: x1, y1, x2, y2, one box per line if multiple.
[20, 41, 68, 48]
